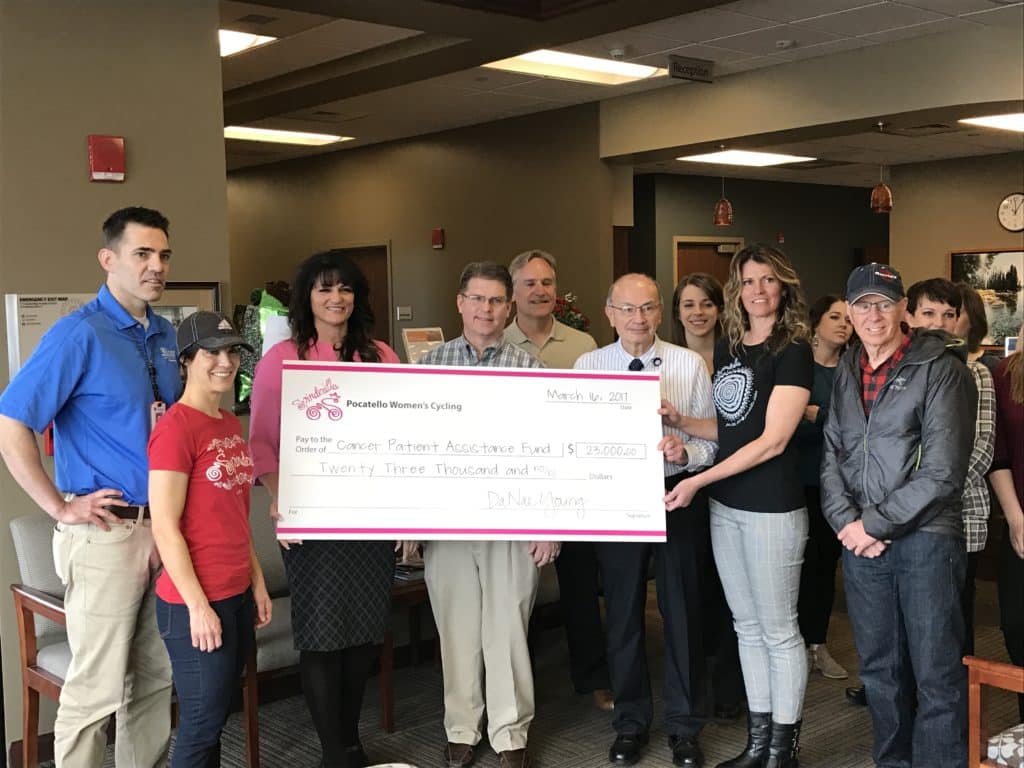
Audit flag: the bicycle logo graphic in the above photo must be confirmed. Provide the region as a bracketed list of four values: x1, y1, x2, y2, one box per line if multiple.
[305, 392, 343, 421]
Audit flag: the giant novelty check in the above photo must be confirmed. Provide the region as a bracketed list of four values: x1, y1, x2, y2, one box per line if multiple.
[276, 361, 667, 542]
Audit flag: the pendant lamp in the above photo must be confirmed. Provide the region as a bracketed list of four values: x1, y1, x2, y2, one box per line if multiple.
[713, 176, 733, 227]
[870, 121, 893, 214]
[870, 165, 893, 213]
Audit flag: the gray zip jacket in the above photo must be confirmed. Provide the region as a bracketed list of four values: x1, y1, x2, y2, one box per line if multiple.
[821, 329, 976, 541]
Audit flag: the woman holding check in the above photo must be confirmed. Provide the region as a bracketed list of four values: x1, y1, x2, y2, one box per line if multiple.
[249, 250, 400, 768]
[663, 244, 812, 768]
[148, 311, 272, 767]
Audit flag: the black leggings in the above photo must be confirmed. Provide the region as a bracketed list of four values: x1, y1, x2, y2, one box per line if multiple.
[997, 529, 1024, 721]
[299, 644, 376, 765]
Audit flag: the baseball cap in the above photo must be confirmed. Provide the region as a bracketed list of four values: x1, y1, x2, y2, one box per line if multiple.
[176, 311, 253, 359]
[846, 263, 905, 304]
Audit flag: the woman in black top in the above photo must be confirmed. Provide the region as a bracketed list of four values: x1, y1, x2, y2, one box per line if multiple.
[793, 295, 850, 681]
[665, 244, 812, 768]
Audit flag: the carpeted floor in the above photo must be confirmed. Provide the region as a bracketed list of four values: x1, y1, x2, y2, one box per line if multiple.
[81, 579, 1019, 768]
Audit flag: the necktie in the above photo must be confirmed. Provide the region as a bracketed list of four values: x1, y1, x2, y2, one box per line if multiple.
[628, 358, 644, 371]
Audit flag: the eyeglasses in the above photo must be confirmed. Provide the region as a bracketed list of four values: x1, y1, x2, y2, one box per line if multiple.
[461, 293, 509, 308]
[608, 302, 661, 317]
[850, 299, 898, 315]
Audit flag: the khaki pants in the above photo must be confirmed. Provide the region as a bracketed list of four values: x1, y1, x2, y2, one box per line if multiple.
[52, 517, 171, 768]
[424, 540, 540, 752]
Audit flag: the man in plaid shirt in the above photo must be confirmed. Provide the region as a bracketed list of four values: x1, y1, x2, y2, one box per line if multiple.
[821, 264, 975, 768]
[418, 262, 553, 768]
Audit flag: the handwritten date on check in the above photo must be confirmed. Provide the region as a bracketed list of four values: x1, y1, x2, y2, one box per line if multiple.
[276, 362, 668, 542]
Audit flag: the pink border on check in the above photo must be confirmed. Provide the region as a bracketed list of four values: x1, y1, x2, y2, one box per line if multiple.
[282, 361, 659, 382]
[277, 527, 665, 537]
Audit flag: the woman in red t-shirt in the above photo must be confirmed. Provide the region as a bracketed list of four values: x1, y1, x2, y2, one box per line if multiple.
[148, 311, 272, 768]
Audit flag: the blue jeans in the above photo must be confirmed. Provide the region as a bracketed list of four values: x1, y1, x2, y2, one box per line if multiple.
[843, 531, 967, 768]
[157, 590, 254, 768]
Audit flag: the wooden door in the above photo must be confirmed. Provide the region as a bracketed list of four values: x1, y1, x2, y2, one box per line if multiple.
[675, 243, 732, 287]
[336, 245, 391, 346]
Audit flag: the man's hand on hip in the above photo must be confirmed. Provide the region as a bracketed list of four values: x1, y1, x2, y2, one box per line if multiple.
[59, 489, 129, 531]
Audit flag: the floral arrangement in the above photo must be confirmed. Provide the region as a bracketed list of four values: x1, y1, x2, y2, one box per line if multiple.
[553, 292, 590, 332]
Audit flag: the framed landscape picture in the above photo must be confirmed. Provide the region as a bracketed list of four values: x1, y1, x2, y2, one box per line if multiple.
[950, 249, 1023, 348]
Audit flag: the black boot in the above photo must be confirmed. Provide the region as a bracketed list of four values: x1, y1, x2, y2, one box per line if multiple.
[715, 711, 771, 768]
[763, 720, 801, 768]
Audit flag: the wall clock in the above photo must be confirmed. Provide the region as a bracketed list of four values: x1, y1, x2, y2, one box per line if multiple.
[998, 192, 1024, 232]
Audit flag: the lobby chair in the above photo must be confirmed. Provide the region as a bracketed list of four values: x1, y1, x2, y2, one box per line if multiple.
[964, 655, 1024, 768]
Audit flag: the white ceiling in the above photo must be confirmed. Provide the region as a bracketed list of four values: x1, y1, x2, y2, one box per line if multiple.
[221, 0, 1024, 184]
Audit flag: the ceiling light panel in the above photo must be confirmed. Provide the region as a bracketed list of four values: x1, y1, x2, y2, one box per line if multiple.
[219, 29, 276, 57]
[677, 149, 817, 166]
[224, 126, 352, 146]
[483, 49, 667, 85]
[958, 113, 1024, 132]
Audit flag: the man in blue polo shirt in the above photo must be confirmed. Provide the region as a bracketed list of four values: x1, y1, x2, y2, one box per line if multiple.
[0, 207, 181, 767]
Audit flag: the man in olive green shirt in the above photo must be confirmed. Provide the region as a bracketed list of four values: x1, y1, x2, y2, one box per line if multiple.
[505, 249, 612, 710]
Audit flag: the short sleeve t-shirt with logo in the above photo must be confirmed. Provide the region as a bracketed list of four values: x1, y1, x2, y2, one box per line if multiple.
[710, 338, 813, 513]
[148, 403, 254, 604]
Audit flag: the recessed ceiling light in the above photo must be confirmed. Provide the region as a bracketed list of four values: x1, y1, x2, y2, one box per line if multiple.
[677, 150, 817, 167]
[219, 29, 276, 58]
[224, 126, 352, 146]
[958, 113, 1024, 133]
[482, 49, 667, 85]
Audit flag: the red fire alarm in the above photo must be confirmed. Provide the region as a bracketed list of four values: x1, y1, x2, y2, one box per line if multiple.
[88, 135, 126, 182]
[431, 228, 445, 250]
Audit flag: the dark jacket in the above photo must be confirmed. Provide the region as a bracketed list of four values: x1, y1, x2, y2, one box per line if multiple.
[820, 329, 976, 541]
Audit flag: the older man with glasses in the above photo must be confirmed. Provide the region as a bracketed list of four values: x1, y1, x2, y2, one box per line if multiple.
[574, 273, 717, 767]
[821, 263, 975, 768]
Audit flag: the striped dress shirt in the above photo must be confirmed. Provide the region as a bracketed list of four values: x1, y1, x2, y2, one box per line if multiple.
[574, 336, 717, 476]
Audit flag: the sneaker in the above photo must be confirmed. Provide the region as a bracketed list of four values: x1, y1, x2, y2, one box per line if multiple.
[809, 644, 848, 679]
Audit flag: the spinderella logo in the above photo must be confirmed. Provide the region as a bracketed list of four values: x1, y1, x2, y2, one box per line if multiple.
[293, 378, 343, 421]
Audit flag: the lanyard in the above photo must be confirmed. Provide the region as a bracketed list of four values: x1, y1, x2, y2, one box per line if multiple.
[131, 327, 162, 403]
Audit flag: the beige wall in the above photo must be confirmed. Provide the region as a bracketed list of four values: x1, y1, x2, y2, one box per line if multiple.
[228, 103, 617, 349]
[0, 0, 229, 751]
[889, 153, 1024, 287]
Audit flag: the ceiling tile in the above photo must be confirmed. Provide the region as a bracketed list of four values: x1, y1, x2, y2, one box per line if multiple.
[428, 68, 537, 93]
[794, 2, 947, 35]
[861, 16, 975, 43]
[722, 0, 885, 23]
[631, 8, 778, 44]
[494, 78, 610, 102]
[559, 29, 682, 60]
[894, 0, 1008, 15]
[961, 4, 1024, 26]
[222, 18, 421, 90]
[715, 53, 788, 73]
[772, 35, 875, 61]
[220, 0, 332, 36]
[631, 43, 757, 67]
[711, 24, 847, 55]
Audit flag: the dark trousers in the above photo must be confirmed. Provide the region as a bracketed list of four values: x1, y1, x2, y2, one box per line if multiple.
[797, 485, 842, 644]
[158, 590, 254, 768]
[595, 482, 709, 739]
[554, 541, 611, 693]
[997, 526, 1024, 721]
[843, 531, 967, 768]
[962, 551, 980, 657]
[702, 530, 744, 710]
